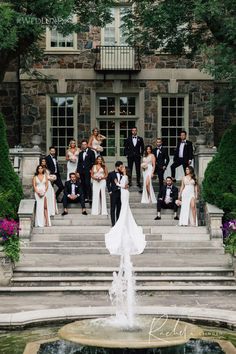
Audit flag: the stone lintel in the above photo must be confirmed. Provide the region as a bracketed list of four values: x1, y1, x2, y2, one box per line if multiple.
[19, 68, 214, 81]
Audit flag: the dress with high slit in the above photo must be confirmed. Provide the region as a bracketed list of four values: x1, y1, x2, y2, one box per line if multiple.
[141, 155, 157, 204]
[179, 176, 198, 226]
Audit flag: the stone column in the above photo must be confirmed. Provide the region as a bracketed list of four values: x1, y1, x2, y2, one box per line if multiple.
[18, 199, 35, 241]
[9, 146, 42, 197]
[205, 203, 224, 240]
[194, 138, 217, 184]
[0, 252, 13, 286]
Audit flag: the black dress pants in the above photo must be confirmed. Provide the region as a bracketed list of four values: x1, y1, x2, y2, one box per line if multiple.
[63, 195, 85, 209]
[110, 190, 121, 226]
[80, 170, 92, 200]
[157, 199, 178, 213]
[127, 155, 141, 185]
[171, 158, 189, 179]
[54, 174, 64, 200]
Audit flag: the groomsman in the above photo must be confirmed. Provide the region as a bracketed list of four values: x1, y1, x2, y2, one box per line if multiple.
[153, 138, 169, 190]
[106, 161, 123, 226]
[124, 127, 144, 187]
[155, 176, 179, 220]
[76, 139, 95, 203]
[62, 172, 87, 216]
[45, 146, 64, 202]
[171, 130, 193, 182]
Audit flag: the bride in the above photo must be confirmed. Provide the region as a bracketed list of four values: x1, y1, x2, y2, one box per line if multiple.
[105, 166, 146, 255]
[179, 166, 199, 226]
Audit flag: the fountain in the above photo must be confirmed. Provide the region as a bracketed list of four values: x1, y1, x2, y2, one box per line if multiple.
[57, 227, 204, 351]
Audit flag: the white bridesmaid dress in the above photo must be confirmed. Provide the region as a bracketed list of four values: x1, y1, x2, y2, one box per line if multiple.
[66, 149, 80, 180]
[45, 169, 58, 217]
[91, 166, 108, 215]
[34, 175, 51, 227]
[141, 155, 157, 204]
[105, 175, 146, 255]
[179, 176, 198, 226]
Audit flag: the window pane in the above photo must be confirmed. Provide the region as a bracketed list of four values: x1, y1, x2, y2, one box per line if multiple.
[49, 96, 75, 157]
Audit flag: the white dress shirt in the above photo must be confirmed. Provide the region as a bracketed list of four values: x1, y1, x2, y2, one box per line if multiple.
[132, 136, 137, 147]
[179, 141, 186, 158]
[165, 186, 172, 204]
[83, 149, 88, 161]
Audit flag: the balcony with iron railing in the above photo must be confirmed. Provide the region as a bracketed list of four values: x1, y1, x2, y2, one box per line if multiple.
[94, 46, 141, 74]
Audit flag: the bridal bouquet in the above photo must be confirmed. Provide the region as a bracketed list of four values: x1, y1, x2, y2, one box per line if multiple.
[70, 156, 77, 163]
[175, 199, 182, 207]
[49, 174, 57, 181]
[141, 162, 148, 170]
[37, 187, 45, 197]
[96, 145, 103, 152]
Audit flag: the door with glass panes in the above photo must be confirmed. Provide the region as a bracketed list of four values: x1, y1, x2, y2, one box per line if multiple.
[97, 95, 137, 166]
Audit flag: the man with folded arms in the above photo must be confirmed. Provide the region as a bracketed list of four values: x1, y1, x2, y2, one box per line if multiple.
[62, 172, 87, 216]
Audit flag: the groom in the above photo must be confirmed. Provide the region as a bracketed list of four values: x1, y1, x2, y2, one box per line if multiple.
[107, 161, 124, 226]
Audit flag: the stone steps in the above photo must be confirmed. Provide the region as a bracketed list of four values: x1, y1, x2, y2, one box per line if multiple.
[1, 285, 236, 296]
[21, 246, 224, 255]
[50, 219, 179, 226]
[11, 275, 236, 287]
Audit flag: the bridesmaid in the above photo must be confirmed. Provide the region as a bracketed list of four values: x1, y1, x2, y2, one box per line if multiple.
[66, 139, 80, 180]
[91, 156, 108, 215]
[88, 128, 106, 157]
[40, 157, 58, 217]
[33, 165, 51, 227]
[141, 145, 157, 204]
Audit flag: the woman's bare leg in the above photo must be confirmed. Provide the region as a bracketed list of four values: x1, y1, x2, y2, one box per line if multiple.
[190, 197, 197, 226]
[44, 197, 49, 226]
[146, 175, 151, 199]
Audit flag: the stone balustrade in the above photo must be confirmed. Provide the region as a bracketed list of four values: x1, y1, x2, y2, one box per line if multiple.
[18, 199, 35, 241]
[205, 203, 224, 240]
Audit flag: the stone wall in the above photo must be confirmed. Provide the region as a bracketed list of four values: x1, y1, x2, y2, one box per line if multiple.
[0, 82, 19, 147]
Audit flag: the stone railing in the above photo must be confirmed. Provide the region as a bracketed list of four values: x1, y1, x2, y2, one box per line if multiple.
[9, 146, 42, 197]
[194, 143, 217, 184]
[0, 251, 14, 286]
[18, 199, 36, 241]
[205, 203, 224, 240]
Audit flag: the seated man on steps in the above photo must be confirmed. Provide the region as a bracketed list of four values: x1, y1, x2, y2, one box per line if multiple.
[155, 176, 179, 220]
[62, 172, 87, 216]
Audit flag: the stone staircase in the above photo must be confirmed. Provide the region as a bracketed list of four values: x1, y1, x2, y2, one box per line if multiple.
[0, 188, 235, 303]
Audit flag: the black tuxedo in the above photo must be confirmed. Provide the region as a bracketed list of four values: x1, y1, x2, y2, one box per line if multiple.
[153, 146, 170, 189]
[157, 184, 179, 212]
[106, 170, 122, 226]
[45, 154, 64, 200]
[63, 180, 85, 209]
[171, 140, 193, 179]
[124, 135, 144, 186]
[76, 148, 95, 200]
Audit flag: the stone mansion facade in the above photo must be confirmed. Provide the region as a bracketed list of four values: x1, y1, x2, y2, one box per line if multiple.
[0, 6, 233, 170]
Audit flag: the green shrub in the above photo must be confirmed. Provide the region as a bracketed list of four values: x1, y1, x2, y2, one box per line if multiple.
[0, 113, 23, 219]
[202, 125, 236, 213]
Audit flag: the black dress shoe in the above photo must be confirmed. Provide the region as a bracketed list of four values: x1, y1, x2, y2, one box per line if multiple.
[154, 216, 161, 220]
[85, 199, 89, 203]
[61, 211, 68, 216]
[82, 211, 88, 215]
[137, 184, 141, 188]
[174, 216, 179, 220]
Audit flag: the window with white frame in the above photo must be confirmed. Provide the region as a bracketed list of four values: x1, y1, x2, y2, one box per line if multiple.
[48, 96, 77, 157]
[158, 95, 189, 155]
[101, 7, 130, 46]
[46, 16, 77, 50]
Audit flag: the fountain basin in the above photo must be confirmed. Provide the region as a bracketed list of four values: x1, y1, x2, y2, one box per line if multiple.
[58, 316, 203, 349]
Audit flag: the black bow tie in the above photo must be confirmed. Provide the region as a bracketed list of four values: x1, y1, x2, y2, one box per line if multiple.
[133, 136, 137, 138]
[167, 186, 171, 189]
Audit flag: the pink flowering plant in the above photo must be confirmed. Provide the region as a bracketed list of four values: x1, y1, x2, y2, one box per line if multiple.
[222, 220, 236, 255]
[0, 219, 20, 263]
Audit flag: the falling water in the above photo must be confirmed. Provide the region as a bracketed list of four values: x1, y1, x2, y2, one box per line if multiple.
[109, 251, 136, 329]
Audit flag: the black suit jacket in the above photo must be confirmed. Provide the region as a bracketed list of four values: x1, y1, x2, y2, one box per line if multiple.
[158, 185, 178, 203]
[45, 154, 61, 177]
[124, 135, 144, 157]
[76, 148, 95, 174]
[153, 146, 170, 170]
[174, 140, 193, 163]
[64, 180, 84, 199]
[106, 171, 122, 194]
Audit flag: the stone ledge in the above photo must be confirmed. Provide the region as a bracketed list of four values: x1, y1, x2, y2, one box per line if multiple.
[205, 203, 224, 239]
[0, 306, 235, 329]
[18, 200, 35, 240]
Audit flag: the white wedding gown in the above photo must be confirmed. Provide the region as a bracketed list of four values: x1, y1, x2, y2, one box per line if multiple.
[179, 176, 198, 226]
[141, 155, 157, 204]
[105, 175, 146, 255]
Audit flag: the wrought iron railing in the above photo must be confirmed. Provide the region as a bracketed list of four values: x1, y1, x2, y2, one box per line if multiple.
[94, 46, 141, 72]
